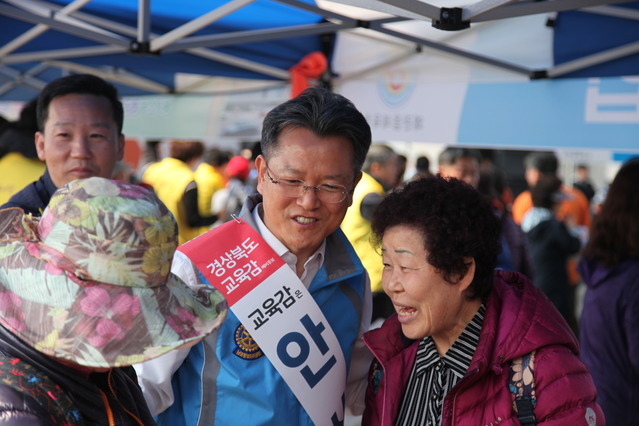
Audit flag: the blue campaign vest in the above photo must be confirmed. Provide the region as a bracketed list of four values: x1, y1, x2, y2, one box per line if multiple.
[156, 226, 367, 426]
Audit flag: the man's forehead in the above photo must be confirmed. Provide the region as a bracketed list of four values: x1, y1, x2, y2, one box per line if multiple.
[48, 119, 113, 128]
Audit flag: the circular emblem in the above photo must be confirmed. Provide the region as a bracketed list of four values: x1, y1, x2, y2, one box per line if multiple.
[377, 69, 416, 108]
[233, 324, 263, 360]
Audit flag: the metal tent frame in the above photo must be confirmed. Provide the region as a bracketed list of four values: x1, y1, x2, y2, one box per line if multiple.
[1, 0, 638, 98]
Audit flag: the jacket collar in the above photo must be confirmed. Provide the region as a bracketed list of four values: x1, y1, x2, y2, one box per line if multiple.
[240, 194, 364, 290]
[364, 271, 579, 377]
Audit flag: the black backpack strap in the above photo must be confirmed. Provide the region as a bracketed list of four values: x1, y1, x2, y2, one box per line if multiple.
[0, 354, 83, 425]
[509, 350, 537, 425]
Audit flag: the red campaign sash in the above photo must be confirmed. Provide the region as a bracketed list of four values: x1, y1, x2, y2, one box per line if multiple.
[178, 219, 347, 425]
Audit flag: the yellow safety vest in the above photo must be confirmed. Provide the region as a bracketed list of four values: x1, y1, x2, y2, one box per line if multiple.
[341, 172, 385, 292]
[194, 162, 225, 234]
[0, 152, 46, 205]
[142, 157, 200, 244]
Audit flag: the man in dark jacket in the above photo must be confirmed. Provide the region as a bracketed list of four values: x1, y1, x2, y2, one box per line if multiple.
[521, 175, 582, 333]
[0, 74, 125, 215]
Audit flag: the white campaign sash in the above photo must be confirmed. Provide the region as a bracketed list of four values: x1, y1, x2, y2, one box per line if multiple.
[178, 219, 347, 426]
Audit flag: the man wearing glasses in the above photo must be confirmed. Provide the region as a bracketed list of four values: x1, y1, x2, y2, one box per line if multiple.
[136, 87, 373, 425]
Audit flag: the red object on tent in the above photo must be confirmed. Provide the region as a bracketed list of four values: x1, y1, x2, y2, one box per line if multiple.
[289, 51, 328, 98]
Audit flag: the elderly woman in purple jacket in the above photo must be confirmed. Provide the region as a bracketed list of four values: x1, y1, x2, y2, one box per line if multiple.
[578, 157, 639, 425]
[362, 176, 603, 426]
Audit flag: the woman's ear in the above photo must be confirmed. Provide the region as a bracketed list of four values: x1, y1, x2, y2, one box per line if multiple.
[457, 258, 476, 294]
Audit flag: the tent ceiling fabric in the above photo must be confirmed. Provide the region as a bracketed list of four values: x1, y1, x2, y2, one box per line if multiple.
[0, 0, 638, 100]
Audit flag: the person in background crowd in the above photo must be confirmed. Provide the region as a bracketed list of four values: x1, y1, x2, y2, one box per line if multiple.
[578, 157, 639, 425]
[512, 152, 591, 229]
[522, 175, 582, 334]
[142, 140, 217, 244]
[244, 141, 262, 196]
[211, 155, 252, 227]
[111, 160, 135, 183]
[396, 154, 407, 186]
[512, 151, 590, 326]
[437, 146, 481, 189]
[1, 74, 125, 215]
[362, 177, 603, 425]
[478, 148, 514, 209]
[478, 164, 534, 278]
[591, 184, 608, 217]
[0, 98, 46, 205]
[135, 87, 374, 425]
[573, 163, 596, 205]
[0, 177, 225, 424]
[410, 155, 433, 181]
[0, 115, 8, 134]
[194, 147, 228, 233]
[342, 144, 403, 324]
[439, 147, 532, 277]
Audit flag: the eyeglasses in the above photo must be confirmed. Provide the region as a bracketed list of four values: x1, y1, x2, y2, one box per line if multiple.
[265, 163, 351, 204]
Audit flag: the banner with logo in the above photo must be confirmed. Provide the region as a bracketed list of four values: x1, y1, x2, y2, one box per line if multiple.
[339, 74, 639, 152]
[178, 219, 347, 426]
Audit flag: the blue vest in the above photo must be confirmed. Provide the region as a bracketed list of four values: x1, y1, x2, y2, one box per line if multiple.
[157, 201, 367, 426]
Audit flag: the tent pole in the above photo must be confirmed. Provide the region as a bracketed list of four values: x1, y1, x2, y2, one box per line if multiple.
[136, 0, 151, 47]
[0, 0, 91, 58]
[370, 23, 533, 76]
[0, 2, 130, 47]
[150, 0, 255, 51]
[46, 60, 171, 93]
[187, 48, 290, 80]
[2, 46, 125, 65]
[0, 63, 48, 96]
[547, 41, 639, 78]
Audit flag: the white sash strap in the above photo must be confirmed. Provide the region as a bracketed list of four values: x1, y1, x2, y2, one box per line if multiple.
[178, 219, 347, 426]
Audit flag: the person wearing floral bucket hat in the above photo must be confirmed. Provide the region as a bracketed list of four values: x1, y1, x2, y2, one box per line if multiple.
[0, 177, 226, 425]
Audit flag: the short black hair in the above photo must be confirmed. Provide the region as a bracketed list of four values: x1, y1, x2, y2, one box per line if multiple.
[524, 152, 558, 175]
[530, 175, 563, 209]
[37, 74, 124, 133]
[363, 144, 396, 172]
[261, 87, 371, 179]
[438, 147, 482, 166]
[169, 141, 204, 163]
[416, 156, 430, 171]
[371, 176, 501, 301]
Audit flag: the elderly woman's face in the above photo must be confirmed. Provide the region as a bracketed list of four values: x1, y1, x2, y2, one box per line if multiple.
[381, 225, 477, 354]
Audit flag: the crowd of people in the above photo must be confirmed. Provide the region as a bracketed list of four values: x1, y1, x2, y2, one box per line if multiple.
[0, 71, 635, 425]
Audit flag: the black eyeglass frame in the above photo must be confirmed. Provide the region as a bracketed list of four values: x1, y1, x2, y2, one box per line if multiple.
[264, 162, 352, 204]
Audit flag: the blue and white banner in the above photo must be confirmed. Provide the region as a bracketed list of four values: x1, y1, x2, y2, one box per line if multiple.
[340, 75, 639, 152]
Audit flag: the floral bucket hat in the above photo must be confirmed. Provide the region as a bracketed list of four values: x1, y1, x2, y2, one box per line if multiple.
[0, 177, 226, 368]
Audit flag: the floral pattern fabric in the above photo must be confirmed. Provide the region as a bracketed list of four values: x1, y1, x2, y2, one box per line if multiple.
[509, 350, 537, 412]
[0, 177, 227, 369]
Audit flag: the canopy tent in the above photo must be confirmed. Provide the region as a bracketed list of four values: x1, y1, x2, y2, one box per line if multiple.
[0, 0, 331, 99]
[1, 0, 638, 101]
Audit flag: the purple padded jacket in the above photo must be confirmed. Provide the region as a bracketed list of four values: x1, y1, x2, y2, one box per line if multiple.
[578, 257, 639, 426]
[363, 270, 604, 426]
